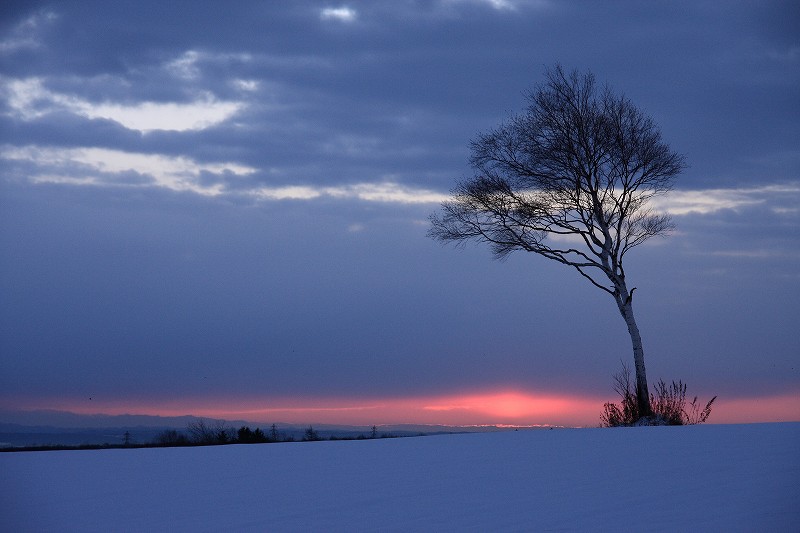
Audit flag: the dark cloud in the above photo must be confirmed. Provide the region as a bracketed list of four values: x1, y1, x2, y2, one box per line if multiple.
[4, 1, 798, 189]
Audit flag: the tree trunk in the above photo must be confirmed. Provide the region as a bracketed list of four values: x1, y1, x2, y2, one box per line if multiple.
[615, 287, 652, 418]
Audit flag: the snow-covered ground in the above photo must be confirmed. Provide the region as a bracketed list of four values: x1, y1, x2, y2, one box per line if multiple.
[2, 423, 798, 532]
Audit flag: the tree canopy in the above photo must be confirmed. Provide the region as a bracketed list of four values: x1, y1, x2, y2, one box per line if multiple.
[430, 65, 684, 295]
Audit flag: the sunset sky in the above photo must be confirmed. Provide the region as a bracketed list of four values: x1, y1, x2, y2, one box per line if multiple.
[1, 1, 798, 427]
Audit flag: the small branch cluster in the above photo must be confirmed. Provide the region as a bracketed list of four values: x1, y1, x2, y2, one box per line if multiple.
[684, 394, 717, 425]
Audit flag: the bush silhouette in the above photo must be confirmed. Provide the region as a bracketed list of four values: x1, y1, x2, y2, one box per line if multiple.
[601, 363, 716, 426]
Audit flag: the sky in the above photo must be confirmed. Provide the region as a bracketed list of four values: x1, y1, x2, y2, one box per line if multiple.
[1, 0, 798, 427]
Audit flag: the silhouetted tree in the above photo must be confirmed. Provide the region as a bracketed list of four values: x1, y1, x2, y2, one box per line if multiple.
[430, 65, 685, 418]
[188, 419, 233, 444]
[303, 426, 321, 441]
[238, 426, 253, 443]
[237, 426, 268, 443]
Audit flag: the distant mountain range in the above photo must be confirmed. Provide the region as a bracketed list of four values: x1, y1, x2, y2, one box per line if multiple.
[0, 409, 222, 429]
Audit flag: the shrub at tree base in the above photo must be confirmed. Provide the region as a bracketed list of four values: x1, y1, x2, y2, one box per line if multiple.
[601, 363, 716, 427]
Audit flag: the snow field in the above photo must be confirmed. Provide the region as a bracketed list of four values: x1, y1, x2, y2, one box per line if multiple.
[2, 423, 798, 532]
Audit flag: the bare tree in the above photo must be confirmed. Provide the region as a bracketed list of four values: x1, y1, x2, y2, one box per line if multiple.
[429, 66, 685, 418]
[188, 419, 233, 444]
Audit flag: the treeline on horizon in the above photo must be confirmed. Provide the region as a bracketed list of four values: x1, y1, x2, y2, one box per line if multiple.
[1, 420, 400, 452]
[161, 419, 395, 446]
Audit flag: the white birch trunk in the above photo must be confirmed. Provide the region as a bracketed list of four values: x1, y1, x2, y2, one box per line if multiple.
[615, 285, 652, 417]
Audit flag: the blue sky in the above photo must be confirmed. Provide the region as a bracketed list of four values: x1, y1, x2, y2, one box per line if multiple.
[1, 0, 798, 425]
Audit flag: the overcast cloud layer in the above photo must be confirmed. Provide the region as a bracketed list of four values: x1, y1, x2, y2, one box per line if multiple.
[1, 1, 798, 425]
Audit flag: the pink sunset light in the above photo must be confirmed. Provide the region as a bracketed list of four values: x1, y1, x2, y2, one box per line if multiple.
[9, 390, 798, 428]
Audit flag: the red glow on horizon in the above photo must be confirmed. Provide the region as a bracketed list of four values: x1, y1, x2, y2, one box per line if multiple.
[421, 392, 586, 421]
[5, 390, 799, 427]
